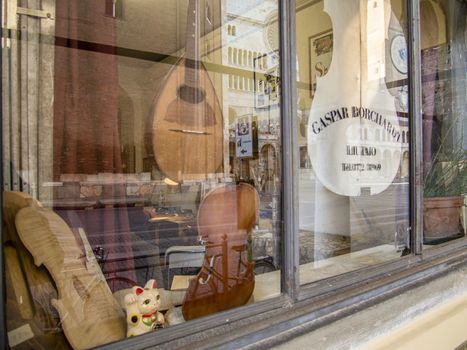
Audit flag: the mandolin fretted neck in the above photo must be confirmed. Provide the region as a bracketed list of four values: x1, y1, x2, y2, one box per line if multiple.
[184, 0, 201, 88]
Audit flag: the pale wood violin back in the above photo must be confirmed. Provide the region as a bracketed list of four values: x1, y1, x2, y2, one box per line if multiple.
[15, 205, 126, 349]
[3, 191, 70, 349]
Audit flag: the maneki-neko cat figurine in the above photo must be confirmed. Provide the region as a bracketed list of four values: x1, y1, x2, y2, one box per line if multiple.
[124, 279, 165, 337]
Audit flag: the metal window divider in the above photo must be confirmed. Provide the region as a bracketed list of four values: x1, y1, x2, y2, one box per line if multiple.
[279, 0, 300, 300]
[407, 0, 423, 255]
[0, 0, 5, 345]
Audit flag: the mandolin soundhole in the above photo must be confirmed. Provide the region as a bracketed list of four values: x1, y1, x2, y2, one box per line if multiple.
[164, 98, 217, 127]
[177, 85, 206, 104]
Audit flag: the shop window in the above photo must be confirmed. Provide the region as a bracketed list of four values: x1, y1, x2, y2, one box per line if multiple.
[1, 0, 281, 348]
[296, 0, 411, 285]
[420, 0, 466, 246]
[3, 0, 465, 348]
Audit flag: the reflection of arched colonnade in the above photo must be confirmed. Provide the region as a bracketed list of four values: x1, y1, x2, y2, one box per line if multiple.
[401, 151, 409, 179]
[259, 144, 278, 193]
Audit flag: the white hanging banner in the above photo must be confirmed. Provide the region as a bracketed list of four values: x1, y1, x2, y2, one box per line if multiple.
[307, 0, 402, 196]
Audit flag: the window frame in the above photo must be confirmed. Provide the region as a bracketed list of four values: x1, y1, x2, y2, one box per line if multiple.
[1, 0, 467, 349]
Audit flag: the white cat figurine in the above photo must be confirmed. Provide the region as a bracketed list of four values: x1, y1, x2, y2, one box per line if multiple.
[124, 279, 165, 337]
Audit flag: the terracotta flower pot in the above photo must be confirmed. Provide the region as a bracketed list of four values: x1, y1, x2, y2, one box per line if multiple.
[424, 196, 464, 242]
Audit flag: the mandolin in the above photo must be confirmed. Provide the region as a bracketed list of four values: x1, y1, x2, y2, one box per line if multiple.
[152, 0, 223, 182]
[182, 183, 259, 320]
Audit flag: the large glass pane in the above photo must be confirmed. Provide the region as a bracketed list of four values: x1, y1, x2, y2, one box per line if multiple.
[296, 0, 410, 285]
[2, 0, 281, 348]
[421, 0, 466, 246]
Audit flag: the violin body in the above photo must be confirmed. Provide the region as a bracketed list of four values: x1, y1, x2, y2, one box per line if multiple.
[3, 191, 69, 349]
[15, 206, 126, 350]
[182, 183, 259, 320]
[307, 0, 401, 196]
[152, 58, 224, 182]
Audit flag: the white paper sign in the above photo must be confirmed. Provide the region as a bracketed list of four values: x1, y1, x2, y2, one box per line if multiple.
[236, 115, 253, 158]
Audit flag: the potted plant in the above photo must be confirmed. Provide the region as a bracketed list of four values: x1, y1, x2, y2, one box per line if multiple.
[423, 131, 467, 244]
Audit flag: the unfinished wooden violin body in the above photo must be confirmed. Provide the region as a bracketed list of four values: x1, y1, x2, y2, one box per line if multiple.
[15, 206, 126, 350]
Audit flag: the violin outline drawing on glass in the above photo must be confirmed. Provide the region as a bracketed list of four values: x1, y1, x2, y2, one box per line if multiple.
[307, 0, 402, 196]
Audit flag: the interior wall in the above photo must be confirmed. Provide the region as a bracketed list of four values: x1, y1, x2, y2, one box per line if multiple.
[296, 1, 331, 112]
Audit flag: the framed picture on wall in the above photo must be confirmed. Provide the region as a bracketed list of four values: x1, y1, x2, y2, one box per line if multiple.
[308, 30, 333, 98]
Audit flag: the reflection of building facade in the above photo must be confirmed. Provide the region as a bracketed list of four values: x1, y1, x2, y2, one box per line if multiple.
[222, 1, 281, 182]
[221, 2, 282, 265]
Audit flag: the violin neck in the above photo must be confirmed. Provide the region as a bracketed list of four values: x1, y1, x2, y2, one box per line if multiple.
[184, 0, 201, 88]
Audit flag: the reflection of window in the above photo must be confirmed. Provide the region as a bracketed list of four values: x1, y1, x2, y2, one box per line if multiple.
[205, 1, 212, 25]
[228, 24, 237, 36]
[104, 0, 122, 18]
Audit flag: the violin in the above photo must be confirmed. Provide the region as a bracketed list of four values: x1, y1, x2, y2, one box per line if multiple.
[151, 0, 223, 183]
[15, 205, 126, 349]
[182, 183, 259, 320]
[307, 0, 402, 196]
[3, 191, 69, 349]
